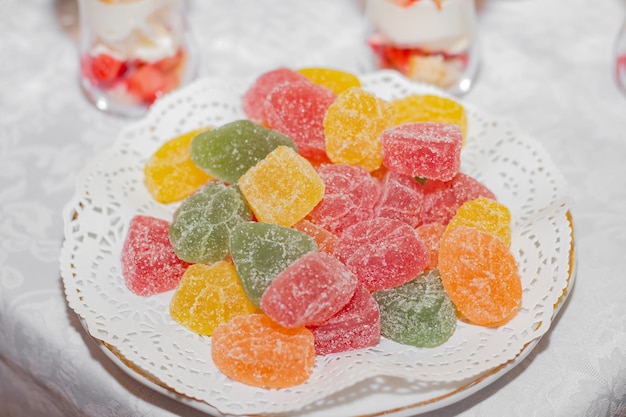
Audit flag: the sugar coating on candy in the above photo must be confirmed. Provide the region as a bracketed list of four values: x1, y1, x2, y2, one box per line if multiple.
[264, 79, 336, 161]
[375, 170, 424, 228]
[169, 182, 253, 264]
[438, 226, 522, 327]
[334, 217, 429, 292]
[238, 146, 325, 227]
[169, 262, 258, 336]
[292, 219, 338, 254]
[144, 127, 212, 204]
[373, 269, 456, 348]
[446, 197, 512, 247]
[190, 120, 297, 184]
[392, 94, 467, 144]
[229, 221, 318, 307]
[121, 215, 190, 296]
[211, 314, 315, 388]
[308, 283, 380, 355]
[310, 164, 381, 235]
[420, 173, 496, 226]
[297, 67, 361, 95]
[381, 122, 462, 182]
[415, 222, 446, 270]
[324, 86, 395, 172]
[242, 67, 308, 123]
[260, 252, 358, 328]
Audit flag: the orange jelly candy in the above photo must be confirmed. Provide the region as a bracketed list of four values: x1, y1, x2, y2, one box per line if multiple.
[238, 145, 325, 227]
[324, 87, 395, 172]
[438, 226, 522, 327]
[169, 262, 258, 336]
[292, 219, 338, 254]
[415, 222, 446, 270]
[392, 94, 467, 144]
[144, 128, 212, 203]
[211, 314, 316, 388]
[445, 197, 512, 247]
[297, 67, 361, 95]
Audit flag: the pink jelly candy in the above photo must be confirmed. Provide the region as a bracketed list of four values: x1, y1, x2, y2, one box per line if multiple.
[333, 217, 429, 292]
[381, 122, 463, 182]
[260, 252, 358, 328]
[264, 80, 336, 161]
[308, 283, 380, 355]
[309, 164, 381, 235]
[242, 67, 308, 123]
[420, 172, 496, 225]
[121, 215, 191, 296]
[375, 170, 424, 228]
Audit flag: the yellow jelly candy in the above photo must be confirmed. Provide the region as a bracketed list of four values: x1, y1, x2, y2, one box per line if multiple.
[445, 197, 512, 247]
[169, 262, 258, 336]
[324, 87, 395, 172]
[238, 146, 325, 227]
[392, 94, 467, 144]
[297, 67, 361, 95]
[144, 128, 212, 203]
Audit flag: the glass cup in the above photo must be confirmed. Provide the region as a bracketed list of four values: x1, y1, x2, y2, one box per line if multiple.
[614, 18, 626, 96]
[78, 0, 196, 117]
[365, 0, 479, 95]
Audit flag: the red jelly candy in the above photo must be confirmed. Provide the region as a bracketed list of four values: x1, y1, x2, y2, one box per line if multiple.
[381, 122, 462, 182]
[334, 217, 428, 292]
[242, 67, 308, 123]
[121, 215, 191, 296]
[260, 252, 358, 328]
[310, 164, 381, 235]
[264, 80, 336, 161]
[420, 173, 496, 225]
[308, 283, 381, 355]
[375, 170, 424, 228]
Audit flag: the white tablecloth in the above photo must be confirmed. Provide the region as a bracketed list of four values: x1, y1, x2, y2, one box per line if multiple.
[1, 0, 625, 416]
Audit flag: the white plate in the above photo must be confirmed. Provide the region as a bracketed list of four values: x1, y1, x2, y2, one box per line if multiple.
[60, 70, 575, 416]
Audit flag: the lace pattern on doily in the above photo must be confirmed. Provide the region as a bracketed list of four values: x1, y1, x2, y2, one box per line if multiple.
[60, 70, 572, 415]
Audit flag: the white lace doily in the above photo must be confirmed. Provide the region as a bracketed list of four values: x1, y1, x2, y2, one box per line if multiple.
[60, 70, 573, 415]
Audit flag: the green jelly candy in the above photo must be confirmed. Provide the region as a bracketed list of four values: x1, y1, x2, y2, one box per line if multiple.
[190, 119, 298, 184]
[169, 182, 253, 264]
[230, 221, 318, 307]
[373, 269, 456, 348]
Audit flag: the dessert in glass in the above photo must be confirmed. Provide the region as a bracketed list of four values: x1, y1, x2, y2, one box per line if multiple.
[78, 0, 196, 117]
[366, 0, 479, 95]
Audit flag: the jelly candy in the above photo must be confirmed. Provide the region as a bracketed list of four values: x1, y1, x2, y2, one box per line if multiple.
[415, 222, 446, 270]
[373, 269, 456, 348]
[375, 170, 424, 228]
[264, 79, 336, 161]
[380, 122, 462, 182]
[308, 283, 380, 355]
[121, 215, 190, 296]
[144, 127, 212, 204]
[242, 67, 308, 123]
[260, 252, 358, 328]
[169, 182, 253, 264]
[333, 217, 428, 292]
[309, 163, 381, 235]
[229, 221, 318, 307]
[446, 197, 512, 247]
[420, 173, 496, 225]
[392, 94, 467, 143]
[238, 146, 325, 227]
[292, 219, 338, 254]
[190, 119, 297, 184]
[297, 67, 361, 95]
[211, 314, 315, 388]
[438, 226, 522, 327]
[169, 262, 258, 336]
[324, 87, 395, 172]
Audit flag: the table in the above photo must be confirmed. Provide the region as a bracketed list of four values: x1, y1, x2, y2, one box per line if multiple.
[1, 0, 625, 416]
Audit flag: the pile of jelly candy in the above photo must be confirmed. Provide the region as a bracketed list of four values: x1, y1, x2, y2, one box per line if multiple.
[120, 66, 522, 389]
